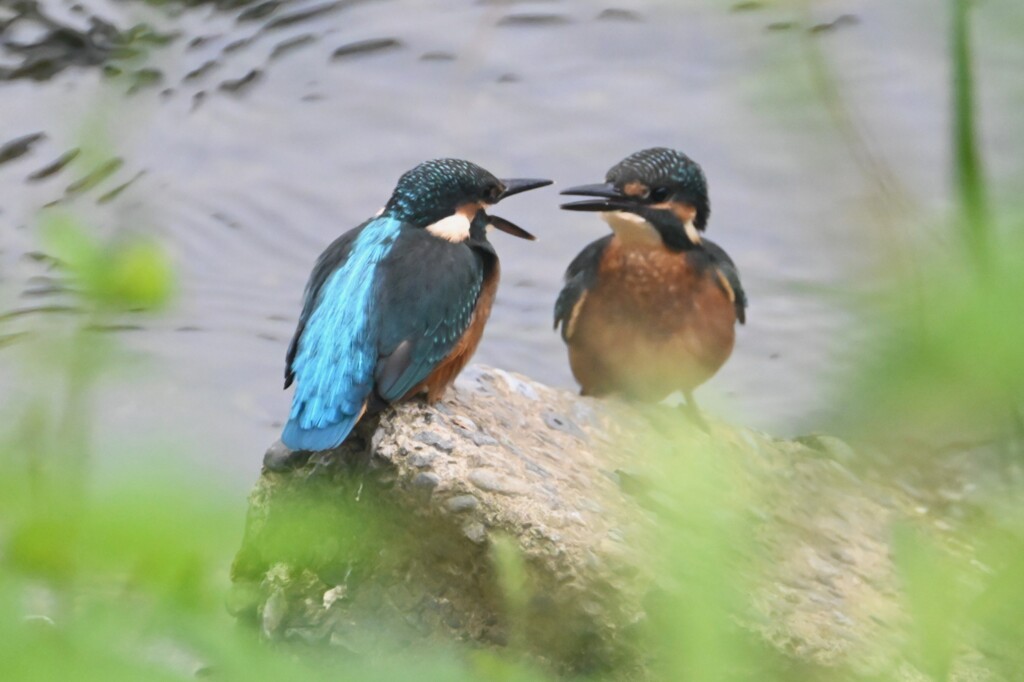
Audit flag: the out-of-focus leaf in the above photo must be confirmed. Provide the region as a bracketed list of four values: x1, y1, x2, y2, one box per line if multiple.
[38, 212, 175, 312]
[892, 525, 963, 682]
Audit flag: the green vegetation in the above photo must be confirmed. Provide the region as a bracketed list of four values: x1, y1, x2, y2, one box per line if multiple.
[2, 0, 1022, 680]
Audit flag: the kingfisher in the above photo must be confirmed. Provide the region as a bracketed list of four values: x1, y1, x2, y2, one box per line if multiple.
[553, 148, 746, 426]
[282, 159, 550, 452]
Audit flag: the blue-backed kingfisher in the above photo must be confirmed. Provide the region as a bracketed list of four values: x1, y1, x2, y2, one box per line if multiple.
[553, 148, 747, 426]
[282, 159, 550, 452]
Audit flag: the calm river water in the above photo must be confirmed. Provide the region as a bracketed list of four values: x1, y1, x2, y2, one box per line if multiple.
[1, 0, 1021, 486]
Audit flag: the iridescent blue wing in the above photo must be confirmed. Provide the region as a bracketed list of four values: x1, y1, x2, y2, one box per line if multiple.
[282, 216, 402, 451]
[285, 226, 362, 389]
[373, 230, 485, 402]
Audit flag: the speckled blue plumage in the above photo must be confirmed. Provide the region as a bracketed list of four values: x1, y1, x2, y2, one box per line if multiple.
[607, 147, 710, 230]
[282, 216, 401, 451]
[386, 159, 500, 226]
[281, 159, 502, 452]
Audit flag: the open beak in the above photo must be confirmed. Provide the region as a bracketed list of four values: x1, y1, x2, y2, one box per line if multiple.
[559, 182, 635, 212]
[486, 177, 550, 240]
[499, 177, 552, 199]
[488, 214, 536, 240]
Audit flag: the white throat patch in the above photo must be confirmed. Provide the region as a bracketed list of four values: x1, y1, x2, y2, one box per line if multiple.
[684, 220, 701, 244]
[601, 211, 661, 246]
[425, 212, 472, 243]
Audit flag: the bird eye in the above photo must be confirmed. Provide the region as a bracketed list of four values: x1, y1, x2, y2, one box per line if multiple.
[649, 187, 670, 203]
[487, 185, 503, 203]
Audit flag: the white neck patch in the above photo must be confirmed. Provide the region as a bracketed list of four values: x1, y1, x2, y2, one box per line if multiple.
[425, 212, 472, 243]
[684, 220, 702, 244]
[601, 211, 661, 246]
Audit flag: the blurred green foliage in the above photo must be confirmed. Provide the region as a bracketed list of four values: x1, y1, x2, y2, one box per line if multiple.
[844, 219, 1024, 439]
[41, 213, 175, 313]
[2, 0, 1023, 681]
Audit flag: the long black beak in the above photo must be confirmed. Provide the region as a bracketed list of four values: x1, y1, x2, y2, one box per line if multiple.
[487, 177, 549, 240]
[559, 182, 633, 212]
[499, 177, 553, 200]
[488, 214, 536, 240]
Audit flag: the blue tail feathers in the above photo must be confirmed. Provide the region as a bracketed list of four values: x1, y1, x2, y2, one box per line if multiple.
[281, 411, 361, 452]
[281, 216, 402, 452]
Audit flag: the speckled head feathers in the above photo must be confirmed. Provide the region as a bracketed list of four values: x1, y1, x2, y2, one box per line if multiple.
[384, 159, 503, 226]
[606, 148, 710, 230]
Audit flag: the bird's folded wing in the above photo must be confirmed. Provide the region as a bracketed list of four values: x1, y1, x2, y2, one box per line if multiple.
[554, 234, 612, 340]
[282, 217, 400, 450]
[373, 232, 484, 402]
[702, 238, 748, 324]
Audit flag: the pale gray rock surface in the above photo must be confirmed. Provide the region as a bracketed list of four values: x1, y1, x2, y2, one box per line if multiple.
[229, 365, 995, 679]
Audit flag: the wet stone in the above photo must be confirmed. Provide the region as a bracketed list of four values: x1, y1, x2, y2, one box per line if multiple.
[524, 460, 550, 478]
[408, 451, 437, 468]
[261, 588, 287, 639]
[471, 431, 498, 447]
[543, 410, 588, 442]
[493, 370, 539, 400]
[462, 521, 487, 545]
[263, 440, 311, 472]
[412, 472, 440, 490]
[414, 430, 455, 453]
[797, 434, 858, 465]
[232, 364, 928, 677]
[449, 415, 477, 432]
[445, 494, 479, 513]
[469, 469, 530, 496]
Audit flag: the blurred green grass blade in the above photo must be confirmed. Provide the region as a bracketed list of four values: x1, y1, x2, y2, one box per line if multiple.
[892, 525, 962, 682]
[952, 0, 991, 267]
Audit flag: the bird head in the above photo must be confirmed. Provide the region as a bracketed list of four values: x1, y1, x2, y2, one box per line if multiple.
[384, 158, 550, 243]
[560, 148, 710, 250]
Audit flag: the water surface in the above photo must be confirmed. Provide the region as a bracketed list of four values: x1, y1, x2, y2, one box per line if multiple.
[1, 0, 1022, 485]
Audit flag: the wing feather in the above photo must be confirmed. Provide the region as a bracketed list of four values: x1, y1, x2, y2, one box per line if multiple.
[282, 216, 401, 451]
[554, 235, 612, 340]
[701, 238, 747, 324]
[373, 231, 484, 401]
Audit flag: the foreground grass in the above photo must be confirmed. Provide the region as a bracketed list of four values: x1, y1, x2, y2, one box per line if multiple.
[2, 0, 1022, 679]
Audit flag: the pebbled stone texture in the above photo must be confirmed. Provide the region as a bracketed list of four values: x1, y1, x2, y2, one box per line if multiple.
[229, 364, 970, 679]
